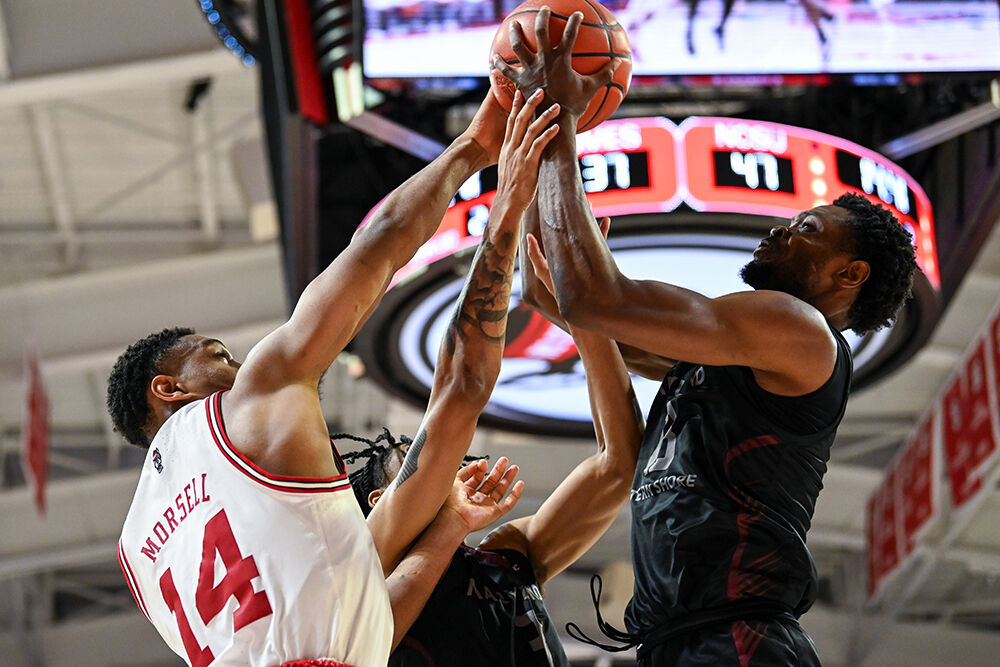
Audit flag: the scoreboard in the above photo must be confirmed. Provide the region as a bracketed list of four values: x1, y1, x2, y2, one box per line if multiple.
[391, 115, 940, 289]
[681, 117, 938, 287]
[357, 115, 942, 438]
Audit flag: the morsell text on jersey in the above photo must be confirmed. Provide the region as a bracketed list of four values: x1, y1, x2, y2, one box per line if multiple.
[139, 474, 211, 562]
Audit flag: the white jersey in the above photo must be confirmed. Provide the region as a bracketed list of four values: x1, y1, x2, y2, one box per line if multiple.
[118, 392, 392, 667]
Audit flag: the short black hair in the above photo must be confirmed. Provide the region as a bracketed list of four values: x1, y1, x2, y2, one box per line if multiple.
[833, 192, 918, 335]
[107, 327, 195, 449]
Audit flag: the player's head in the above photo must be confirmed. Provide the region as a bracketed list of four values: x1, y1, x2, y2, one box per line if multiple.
[831, 192, 918, 334]
[740, 192, 916, 334]
[341, 429, 483, 516]
[107, 328, 241, 448]
[340, 429, 413, 516]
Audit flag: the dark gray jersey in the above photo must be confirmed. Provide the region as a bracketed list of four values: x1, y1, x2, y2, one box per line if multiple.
[391, 546, 569, 667]
[626, 325, 852, 636]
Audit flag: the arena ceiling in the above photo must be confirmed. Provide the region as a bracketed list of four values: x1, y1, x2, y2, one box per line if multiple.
[0, 2, 999, 665]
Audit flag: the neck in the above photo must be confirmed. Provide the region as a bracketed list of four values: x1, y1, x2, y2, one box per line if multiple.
[812, 297, 853, 331]
[145, 397, 198, 444]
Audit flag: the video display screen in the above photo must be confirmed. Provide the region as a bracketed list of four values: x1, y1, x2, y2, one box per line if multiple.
[363, 0, 1000, 78]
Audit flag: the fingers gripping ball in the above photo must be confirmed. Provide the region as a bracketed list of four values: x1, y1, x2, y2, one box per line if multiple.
[489, 0, 632, 133]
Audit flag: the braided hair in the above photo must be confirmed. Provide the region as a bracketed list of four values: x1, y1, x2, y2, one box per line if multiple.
[338, 429, 411, 517]
[338, 428, 486, 517]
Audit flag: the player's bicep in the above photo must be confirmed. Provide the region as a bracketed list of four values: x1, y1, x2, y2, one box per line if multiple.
[707, 291, 838, 381]
[591, 283, 823, 374]
[240, 242, 395, 388]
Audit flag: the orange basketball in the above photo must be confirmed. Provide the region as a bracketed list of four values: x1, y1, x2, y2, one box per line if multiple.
[489, 0, 632, 133]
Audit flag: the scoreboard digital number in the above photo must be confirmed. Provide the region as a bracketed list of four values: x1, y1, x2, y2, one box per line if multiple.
[681, 116, 939, 287]
[390, 117, 680, 286]
[389, 115, 939, 289]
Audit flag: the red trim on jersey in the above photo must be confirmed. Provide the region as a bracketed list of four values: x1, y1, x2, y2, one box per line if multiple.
[118, 541, 150, 621]
[724, 434, 780, 466]
[205, 393, 352, 494]
[731, 618, 766, 667]
[726, 512, 780, 600]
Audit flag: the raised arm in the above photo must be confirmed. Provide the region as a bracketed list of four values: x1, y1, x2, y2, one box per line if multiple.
[366, 90, 562, 574]
[494, 8, 836, 393]
[386, 458, 522, 649]
[518, 199, 676, 381]
[217, 94, 513, 480]
[237, 94, 508, 394]
[479, 234, 643, 584]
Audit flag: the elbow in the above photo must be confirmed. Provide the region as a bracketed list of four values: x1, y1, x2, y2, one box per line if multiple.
[587, 451, 638, 505]
[552, 279, 588, 323]
[557, 271, 636, 333]
[604, 449, 640, 488]
[520, 278, 544, 312]
[354, 210, 419, 270]
[557, 284, 613, 330]
[594, 430, 642, 485]
[436, 361, 497, 412]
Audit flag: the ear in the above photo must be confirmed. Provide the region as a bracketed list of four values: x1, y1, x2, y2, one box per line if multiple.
[368, 489, 384, 508]
[837, 259, 870, 289]
[149, 374, 196, 403]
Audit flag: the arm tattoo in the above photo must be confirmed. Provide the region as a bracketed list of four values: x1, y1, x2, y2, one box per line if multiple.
[444, 230, 517, 354]
[391, 428, 426, 489]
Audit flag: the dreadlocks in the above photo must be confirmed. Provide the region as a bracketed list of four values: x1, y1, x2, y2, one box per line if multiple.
[339, 429, 412, 517]
[339, 428, 485, 517]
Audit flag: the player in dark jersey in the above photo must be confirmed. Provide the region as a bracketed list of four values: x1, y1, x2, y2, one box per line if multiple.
[495, 8, 918, 665]
[344, 229, 643, 666]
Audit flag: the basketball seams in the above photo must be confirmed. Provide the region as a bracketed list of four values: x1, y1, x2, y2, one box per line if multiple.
[579, 85, 611, 132]
[507, 9, 615, 31]
[490, 0, 631, 131]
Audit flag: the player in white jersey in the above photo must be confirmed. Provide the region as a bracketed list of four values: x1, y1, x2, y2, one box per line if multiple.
[118, 391, 388, 667]
[112, 88, 561, 666]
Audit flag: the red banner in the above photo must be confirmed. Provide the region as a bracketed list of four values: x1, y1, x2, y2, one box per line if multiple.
[866, 409, 943, 600]
[867, 299, 1000, 600]
[866, 466, 901, 598]
[897, 411, 939, 552]
[942, 336, 999, 508]
[21, 345, 49, 515]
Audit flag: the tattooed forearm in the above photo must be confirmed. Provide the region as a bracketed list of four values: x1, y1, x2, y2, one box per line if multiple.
[392, 428, 426, 489]
[443, 230, 518, 354]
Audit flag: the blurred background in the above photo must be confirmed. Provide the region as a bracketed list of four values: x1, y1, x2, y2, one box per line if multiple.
[0, 0, 999, 664]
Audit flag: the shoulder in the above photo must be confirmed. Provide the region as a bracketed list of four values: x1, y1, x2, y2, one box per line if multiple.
[716, 289, 830, 329]
[218, 386, 341, 478]
[715, 291, 838, 395]
[712, 290, 837, 360]
[476, 517, 530, 555]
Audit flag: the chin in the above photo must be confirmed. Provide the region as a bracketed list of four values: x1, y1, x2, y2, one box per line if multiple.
[739, 260, 768, 290]
[740, 260, 803, 299]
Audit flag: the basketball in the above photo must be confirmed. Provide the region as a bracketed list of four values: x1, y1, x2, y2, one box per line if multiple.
[489, 0, 633, 133]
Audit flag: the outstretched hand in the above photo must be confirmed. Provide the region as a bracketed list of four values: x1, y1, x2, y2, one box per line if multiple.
[437, 457, 524, 535]
[462, 91, 511, 167]
[492, 7, 620, 121]
[494, 88, 561, 212]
